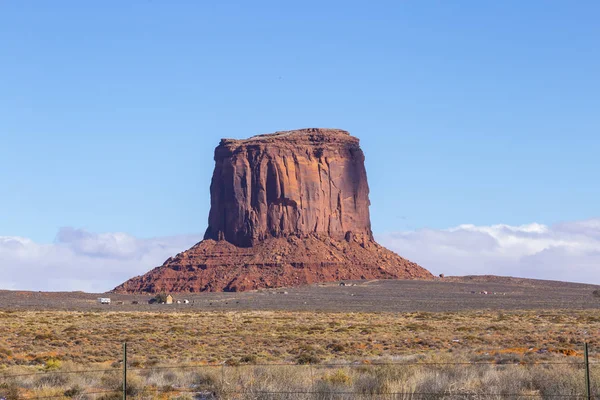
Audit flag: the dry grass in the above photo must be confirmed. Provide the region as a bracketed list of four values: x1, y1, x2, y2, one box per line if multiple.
[1, 356, 598, 399]
[0, 310, 597, 367]
[1, 309, 599, 398]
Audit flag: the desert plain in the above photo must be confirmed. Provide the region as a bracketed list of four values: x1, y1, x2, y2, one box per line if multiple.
[2, 277, 600, 399]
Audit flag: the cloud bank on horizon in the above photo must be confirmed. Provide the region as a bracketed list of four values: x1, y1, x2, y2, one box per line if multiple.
[0, 228, 202, 292]
[1, 219, 599, 292]
[378, 218, 600, 285]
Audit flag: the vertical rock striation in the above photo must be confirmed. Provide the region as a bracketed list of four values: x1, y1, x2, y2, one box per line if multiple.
[114, 128, 432, 293]
[204, 128, 372, 246]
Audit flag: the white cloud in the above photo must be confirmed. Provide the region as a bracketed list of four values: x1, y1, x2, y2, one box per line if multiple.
[1, 219, 599, 292]
[0, 228, 202, 292]
[377, 218, 600, 285]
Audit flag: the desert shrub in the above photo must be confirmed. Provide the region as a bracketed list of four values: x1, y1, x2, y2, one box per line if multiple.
[593, 289, 600, 298]
[230, 365, 313, 398]
[485, 325, 509, 332]
[371, 364, 414, 383]
[63, 385, 83, 398]
[160, 384, 176, 393]
[296, 353, 320, 365]
[168, 326, 186, 334]
[44, 358, 62, 371]
[145, 356, 160, 366]
[322, 369, 352, 385]
[62, 325, 79, 334]
[404, 323, 434, 331]
[326, 342, 346, 353]
[100, 371, 122, 390]
[311, 380, 345, 399]
[34, 333, 57, 341]
[456, 326, 474, 332]
[414, 370, 454, 395]
[35, 372, 70, 388]
[224, 358, 240, 366]
[140, 368, 182, 388]
[128, 358, 143, 368]
[191, 370, 219, 389]
[0, 381, 21, 400]
[125, 374, 144, 397]
[351, 365, 417, 395]
[530, 364, 584, 397]
[354, 373, 395, 395]
[487, 367, 531, 396]
[98, 372, 143, 397]
[0, 347, 14, 358]
[495, 353, 522, 364]
[239, 354, 257, 364]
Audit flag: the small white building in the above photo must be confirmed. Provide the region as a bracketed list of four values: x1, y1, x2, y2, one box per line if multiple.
[97, 298, 111, 305]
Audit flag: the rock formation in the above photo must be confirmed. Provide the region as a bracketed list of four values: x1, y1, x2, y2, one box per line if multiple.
[114, 128, 432, 293]
[204, 128, 372, 246]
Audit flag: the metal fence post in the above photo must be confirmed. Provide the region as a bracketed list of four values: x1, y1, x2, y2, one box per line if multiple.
[123, 342, 127, 400]
[585, 343, 591, 400]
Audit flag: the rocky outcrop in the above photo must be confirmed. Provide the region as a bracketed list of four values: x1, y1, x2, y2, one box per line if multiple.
[114, 128, 432, 293]
[204, 128, 372, 247]
[114, 236, 431, 293]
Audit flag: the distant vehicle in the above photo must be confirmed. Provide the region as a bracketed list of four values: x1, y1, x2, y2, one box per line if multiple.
[97, 298, 111, 305]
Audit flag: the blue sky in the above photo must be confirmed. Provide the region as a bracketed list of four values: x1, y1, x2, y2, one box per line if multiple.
[1, 0, 599, 245]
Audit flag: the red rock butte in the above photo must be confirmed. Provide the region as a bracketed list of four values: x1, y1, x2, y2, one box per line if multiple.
[114, 128, 432, 293]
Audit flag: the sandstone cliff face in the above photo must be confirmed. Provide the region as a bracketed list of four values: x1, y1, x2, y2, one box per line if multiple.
[204, 128, 372, 247]
[114, 128, 432, 293]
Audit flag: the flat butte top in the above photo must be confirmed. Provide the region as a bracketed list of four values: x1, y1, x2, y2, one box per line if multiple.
[219, 128, 358, 148]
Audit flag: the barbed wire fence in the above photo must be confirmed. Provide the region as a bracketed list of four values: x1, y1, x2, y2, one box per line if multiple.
[1, 343, 596, 400]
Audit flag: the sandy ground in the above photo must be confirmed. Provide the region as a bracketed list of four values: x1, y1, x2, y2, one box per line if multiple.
[2, 276, 599, 312]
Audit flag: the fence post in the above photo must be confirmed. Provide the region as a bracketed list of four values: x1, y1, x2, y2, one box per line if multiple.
[123, 342, 127, 400]
[585, 343, 592, 400]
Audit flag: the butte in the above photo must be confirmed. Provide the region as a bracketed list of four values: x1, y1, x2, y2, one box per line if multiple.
[114, 128, 432, 293]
